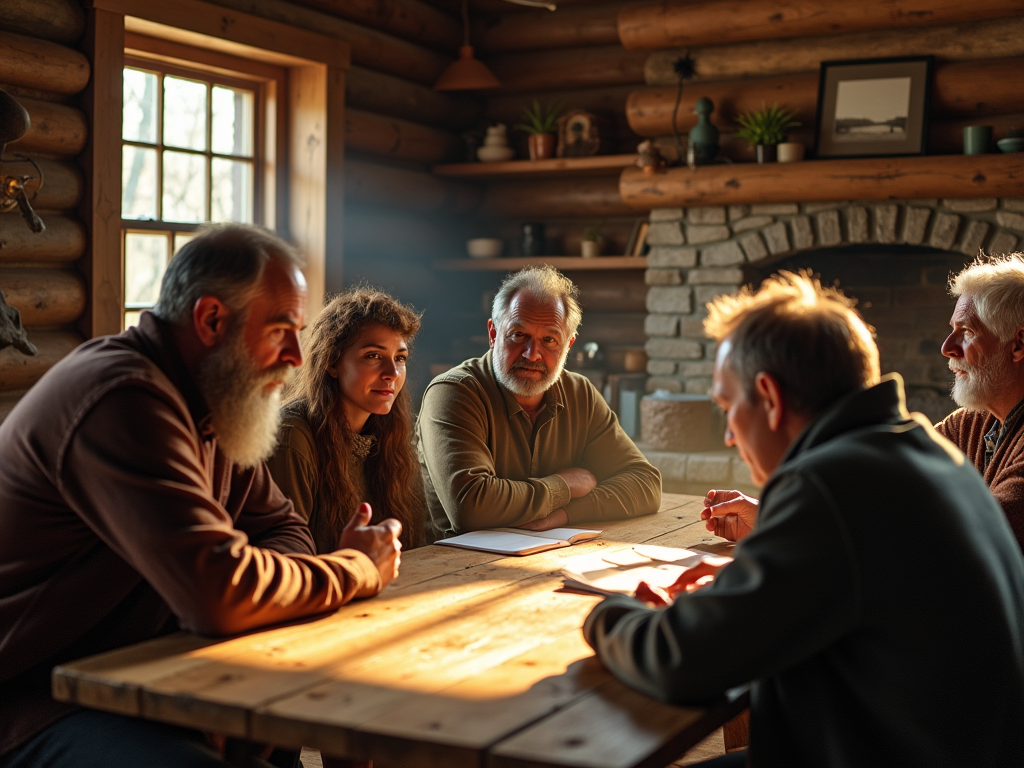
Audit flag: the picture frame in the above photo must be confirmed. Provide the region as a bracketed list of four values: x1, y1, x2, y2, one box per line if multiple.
[814, 56, 933, 159]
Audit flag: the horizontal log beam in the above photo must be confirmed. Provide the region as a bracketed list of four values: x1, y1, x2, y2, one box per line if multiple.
[8, 97, 87, 157]
[627, 58, 1024, 138]
[0, 30, 90, 96]
[345, 205, 461, 256]
[0, 330, 82, 391]
[487, 84, 635, 125]
[644, 16, 1024, 86]
[618, 155, 1024, 209]
[488, 45, 647, 93]
[347, 109, 462, 164]
[0, 214, 87, 264]
[1, 159, 86, 211]
[618, 0, 1023, 51]
[481, 177, 633, 218]
[347, 66, 481, 131]
[287, 0, 461, 52]
[0, 268, 86, 326]
[0, 0, 85, 46]
[346, 158, 480, 214]
[478, 4, 619, 53]
[204, 0, 452, 85]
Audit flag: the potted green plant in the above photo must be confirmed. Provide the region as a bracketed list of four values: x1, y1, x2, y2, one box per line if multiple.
[581, 225, 604, 258]
[515, 100, 563, 160]
[735, 102, 801, 163]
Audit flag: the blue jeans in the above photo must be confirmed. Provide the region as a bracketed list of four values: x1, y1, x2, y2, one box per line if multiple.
[0, 710, 299, 768]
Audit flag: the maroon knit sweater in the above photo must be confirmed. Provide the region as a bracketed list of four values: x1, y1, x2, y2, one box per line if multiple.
[936, 401, 1024, 552]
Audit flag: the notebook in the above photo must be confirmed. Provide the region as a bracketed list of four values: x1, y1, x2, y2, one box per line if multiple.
[433, 527, 602, 556]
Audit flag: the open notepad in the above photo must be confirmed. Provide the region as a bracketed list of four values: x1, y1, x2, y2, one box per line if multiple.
[433, 527, 602, 556]
[561, 544, 731, 596]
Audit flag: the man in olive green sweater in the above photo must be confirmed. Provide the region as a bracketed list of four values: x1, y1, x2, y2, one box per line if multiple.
[417, 266, 661, 539]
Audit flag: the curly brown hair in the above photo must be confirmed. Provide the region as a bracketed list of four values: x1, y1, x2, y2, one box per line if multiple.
[287, 287, 425, 551]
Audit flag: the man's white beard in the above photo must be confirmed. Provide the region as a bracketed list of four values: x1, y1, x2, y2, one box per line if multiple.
[949, 352, 1012, 413]
[198, 326, 291, 468]
[493, 342, 568, 399]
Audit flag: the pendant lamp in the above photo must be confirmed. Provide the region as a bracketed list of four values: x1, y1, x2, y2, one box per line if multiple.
[433, 0, 501, 91]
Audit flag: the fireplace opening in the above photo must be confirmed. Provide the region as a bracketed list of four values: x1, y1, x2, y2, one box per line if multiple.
[747, 244, 970, 424]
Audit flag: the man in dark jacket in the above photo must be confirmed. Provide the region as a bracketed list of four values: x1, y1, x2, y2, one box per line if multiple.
[0, 224, 402, 766]
[583, 272, 1024, 767]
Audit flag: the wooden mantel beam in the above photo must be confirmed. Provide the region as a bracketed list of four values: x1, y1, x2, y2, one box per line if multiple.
[618, 0, 1024, 51]
[619, 155, 1024, 209]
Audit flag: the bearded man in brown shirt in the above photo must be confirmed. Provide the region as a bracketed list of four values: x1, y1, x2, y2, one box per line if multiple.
[0, 225, 402, 766]
[417, 266, 661, 539]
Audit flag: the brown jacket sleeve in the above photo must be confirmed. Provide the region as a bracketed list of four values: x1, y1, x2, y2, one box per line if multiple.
[59, 387, 381, 637]
[564, 381, 662, 524]
[418, 378, 572, 531]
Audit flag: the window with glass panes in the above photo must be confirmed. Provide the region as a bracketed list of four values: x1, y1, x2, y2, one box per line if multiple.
[121, 60, 259, 329]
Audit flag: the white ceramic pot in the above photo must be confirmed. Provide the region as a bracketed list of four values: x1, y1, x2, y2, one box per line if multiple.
[477, 146, 515, 162]
[777, 142, 805, 163]
[580, 240, 602, 258]
[466, 238, 504, 258]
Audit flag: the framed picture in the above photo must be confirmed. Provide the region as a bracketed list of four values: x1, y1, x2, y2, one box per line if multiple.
[814, 56, 933, 158]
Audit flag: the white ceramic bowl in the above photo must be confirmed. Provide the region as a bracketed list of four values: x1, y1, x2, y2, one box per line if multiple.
[477, 146, 515, 162]
[467, 238, 504, 258]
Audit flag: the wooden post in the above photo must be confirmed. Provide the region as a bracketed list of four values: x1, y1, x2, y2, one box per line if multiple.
[618, 0, 1024, 51]
[77, 7, 124, 339]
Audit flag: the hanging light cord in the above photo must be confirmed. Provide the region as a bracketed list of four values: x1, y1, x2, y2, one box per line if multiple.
[461, 0, 470, 46]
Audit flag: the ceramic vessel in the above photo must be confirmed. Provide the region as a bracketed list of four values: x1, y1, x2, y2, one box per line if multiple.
[466, 238, 503, 258]
[777, 141, 805, 163]
[477, 124, 514, 162]
[997, 137, 1024, 153]
[528, 133, 556, 160]
[755, 144, 777, 164]
[688, 97, 719, 165]
[521, 223, 545, 256]
[963, 125, 993, 155]
[580, 240, 601, 258]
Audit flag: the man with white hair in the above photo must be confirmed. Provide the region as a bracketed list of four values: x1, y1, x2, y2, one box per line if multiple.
[418, 265, 661, 539]
[935, 252, 1024, 549]
[0, 224, 402, 765]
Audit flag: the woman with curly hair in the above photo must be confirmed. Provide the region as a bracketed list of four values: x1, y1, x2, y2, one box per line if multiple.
[267, 287, 426, 553]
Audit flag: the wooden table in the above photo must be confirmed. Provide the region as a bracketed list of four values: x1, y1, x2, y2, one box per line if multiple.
[53, 493, 745, 768]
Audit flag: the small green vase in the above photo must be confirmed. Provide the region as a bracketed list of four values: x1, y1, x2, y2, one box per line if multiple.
[688, 97, 719, 165]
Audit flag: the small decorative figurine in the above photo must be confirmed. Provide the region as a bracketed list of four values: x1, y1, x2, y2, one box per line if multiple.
[636, 140, 665, 175]
[687, 96, 720, 166]
[477, 124, 515, 162]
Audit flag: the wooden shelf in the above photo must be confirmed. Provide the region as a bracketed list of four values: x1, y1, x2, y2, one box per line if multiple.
[433, 256, 648, 271]
[433, 154, 637, 180]
[619, 154, 1024, 209]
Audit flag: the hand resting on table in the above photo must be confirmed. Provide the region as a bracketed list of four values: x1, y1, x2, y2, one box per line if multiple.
[337, 502, 403, 594]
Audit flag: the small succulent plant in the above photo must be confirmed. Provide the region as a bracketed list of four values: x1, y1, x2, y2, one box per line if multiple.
[515, 100, 564, 135]
[735, 102, 801, 147]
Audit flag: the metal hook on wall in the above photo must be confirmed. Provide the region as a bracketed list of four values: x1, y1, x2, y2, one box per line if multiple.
[0, 89, 45, 234]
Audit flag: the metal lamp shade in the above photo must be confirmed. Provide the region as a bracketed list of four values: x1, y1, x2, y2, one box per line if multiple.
[434, 46, 500, 91]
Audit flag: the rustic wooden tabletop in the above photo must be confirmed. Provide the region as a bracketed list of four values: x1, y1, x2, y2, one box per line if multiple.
[53, 493, 745, 768]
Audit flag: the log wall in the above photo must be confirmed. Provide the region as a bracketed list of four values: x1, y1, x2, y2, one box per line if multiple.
[0, 0, 88, 421]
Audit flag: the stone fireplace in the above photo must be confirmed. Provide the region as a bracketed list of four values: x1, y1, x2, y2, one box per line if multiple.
[640, 197, 1024, 494]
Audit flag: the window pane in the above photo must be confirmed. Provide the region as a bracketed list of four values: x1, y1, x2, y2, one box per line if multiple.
[123, 68, 157, 143]
[163, 76, 208, 151]
[212, 86, 254, 157]
[124, 232, 169, 307]
[122, 145, 158, 219]
[124, 310, 143, 329]
[162, 151, 207, 223]
[173, 232, 195, 254]
[211, 158, 253, 223]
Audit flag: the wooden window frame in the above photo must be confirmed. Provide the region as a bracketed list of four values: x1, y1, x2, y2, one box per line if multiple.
[81, 0, 349, 338]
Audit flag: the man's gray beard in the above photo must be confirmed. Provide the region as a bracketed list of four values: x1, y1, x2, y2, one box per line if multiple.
[493, 344, 568, 399]
[949, 353, 1012, 413]
[197, 328, 290, 469]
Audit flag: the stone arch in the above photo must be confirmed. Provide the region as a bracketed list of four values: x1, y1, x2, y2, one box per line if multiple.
[642, 197, 1024, 410]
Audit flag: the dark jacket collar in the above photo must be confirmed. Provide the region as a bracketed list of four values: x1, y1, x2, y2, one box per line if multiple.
[780, 374, 909, 466]
[125, 311, 213, 433]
